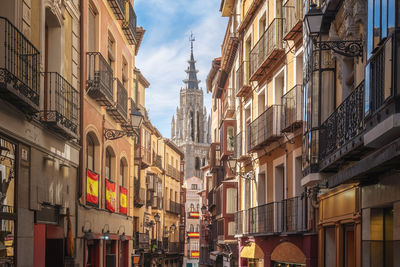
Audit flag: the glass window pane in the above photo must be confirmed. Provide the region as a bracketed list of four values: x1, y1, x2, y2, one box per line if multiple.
[374, 0, 381, 49]
[382, 0, 388, 38]
[388, 0, 395, 33]
[384, 38, 392, 100]
[365, 63, 371, 116]
[0, 219, 14, 265]
[367, 0, 374, 58]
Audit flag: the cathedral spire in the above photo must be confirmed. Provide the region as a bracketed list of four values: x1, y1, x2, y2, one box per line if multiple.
[183, 33, 200, 90]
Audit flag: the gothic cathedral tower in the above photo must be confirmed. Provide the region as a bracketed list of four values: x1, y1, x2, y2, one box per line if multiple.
[171, 35, 211, 179]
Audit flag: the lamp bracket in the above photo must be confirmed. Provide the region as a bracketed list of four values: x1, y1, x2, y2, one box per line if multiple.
[104, 128, 138, 140]
[314, 40, 363, 58]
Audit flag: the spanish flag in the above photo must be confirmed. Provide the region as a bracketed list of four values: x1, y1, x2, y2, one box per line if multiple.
[120, 186, 127, 214]
[189, 212, 200, 218]
[191, 251, 200, 258]
[106, 179, 116, 212]
[187, 232, 200, 238]
[86, 169, 99, 205]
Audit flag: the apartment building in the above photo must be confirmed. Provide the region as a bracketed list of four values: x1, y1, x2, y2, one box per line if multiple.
[0, 0, 80, 265]
[220, 0, 317, 266]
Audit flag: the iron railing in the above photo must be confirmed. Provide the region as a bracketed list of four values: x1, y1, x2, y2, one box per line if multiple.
[248, 203, 275, 234]
[86, 52, 114, 106]
[235, 210, 243, 235]
[250, 18, 284, 79]
[0, 17, 40, 112]
[133, 232, 149, 249]
[40, 72, 79, 138]
[168, 200, 181, 214]
[281, 84, 303, 132]
[247, 104, 282, 151]
[107, 79, 128, 123]
[236, 61, 250, 96]
[281, 196, 307, 233]
[167, 164, 180, 180]
[367, 44, 386, 114]
[283, 0, 303, 40]
[163, 240, 181, 253]
[107, 0, 126, 20]
[319, 81, 365, 160]
[134, 182, 145, 208]
[122, 2, 137, 45]
[223, 88, 235, 118]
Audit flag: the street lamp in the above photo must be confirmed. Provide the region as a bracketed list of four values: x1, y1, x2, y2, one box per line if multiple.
[104, 106, 144, 140]
[201, 204, 207, 215]
[227, 157, 236, 175]
[170, 224, 176, 232]
[304, 4, 323, 37]
[154, 213, 160, 242]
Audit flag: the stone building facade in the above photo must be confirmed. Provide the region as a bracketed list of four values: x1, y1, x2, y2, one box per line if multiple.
[171, 39, 211, 180]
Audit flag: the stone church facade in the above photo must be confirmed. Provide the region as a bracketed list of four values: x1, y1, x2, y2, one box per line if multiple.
[171, 39, 211, 179]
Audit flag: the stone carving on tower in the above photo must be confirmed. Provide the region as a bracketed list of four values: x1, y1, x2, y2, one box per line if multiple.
[171, 34, 210, 180]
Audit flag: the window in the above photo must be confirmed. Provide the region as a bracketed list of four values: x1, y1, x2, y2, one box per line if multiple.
[227, 126, 234, 151]
[195, 157, 200, 170]
[122, 57, 128, 88]
[189, 224, 194, 232]
[226, 188, 237, 213]
[107, 33, 115, 72]
[190, 203, 194, 212]
[191, 184, 198, 190]
[119, 158, 127, 188]
[105, 148, 114, 180]
[88, 3, 98, 52]
[87, 135, 95, 171]
[196, 203, 199, 212]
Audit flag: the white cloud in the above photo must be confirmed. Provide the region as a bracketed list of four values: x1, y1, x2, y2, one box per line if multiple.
[135, 0, 227, 137]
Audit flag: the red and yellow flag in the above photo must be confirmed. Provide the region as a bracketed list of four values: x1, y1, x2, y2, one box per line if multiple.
[120, 186, 127, 214]
[191, 251, 200, 258]
[106, 179, 116, 212]
[188, 212, 200, 218]
[187, 232, 200, 238]
[86, 169, 99, 205]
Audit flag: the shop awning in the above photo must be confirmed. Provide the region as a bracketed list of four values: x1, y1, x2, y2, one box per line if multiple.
[271, 242, 306, 264]
[240, 242, 264, 259]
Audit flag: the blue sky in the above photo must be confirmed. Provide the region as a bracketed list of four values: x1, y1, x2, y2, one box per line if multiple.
[135, 0, 228, 138]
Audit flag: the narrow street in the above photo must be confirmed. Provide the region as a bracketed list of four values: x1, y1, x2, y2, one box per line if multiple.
[0, 0, 398, 266]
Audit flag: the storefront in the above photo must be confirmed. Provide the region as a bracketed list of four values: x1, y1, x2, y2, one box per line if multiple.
[318, 184, 361, 267]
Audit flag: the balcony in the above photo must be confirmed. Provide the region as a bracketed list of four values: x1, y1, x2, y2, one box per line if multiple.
[134, 183, 145, 208]
[86, 52, 114, 106]
[107, 0, 125, 20]
[135, 146, 151, 168]
[236, 61, 251, 97]
[0, 17, 40, 113]
[223, 88, 235, 119]
[220, 119, 235, 159]
[107, 79, 128, 123]
[162, 239, 182, 254]
[319, 81, 365, 171]
[234, 132, 242, 159]
[39, 72, 79, 139]
[283, 0, 303, 41]
[248, 203, 274, 235]
[250, 18, 284, 82]
[247, 105, 282, 152]
[209, 142, 220, 173]
[280, 196, 307, 233]
[168, 200, 181, 215]
[281, 84, 303, 132]
[133, 232, 149, 250]
[167, 164, 180, 180]
[150, 196, 162, 209]
[122, 2, 137, 45]
[221, 21, 239, 73]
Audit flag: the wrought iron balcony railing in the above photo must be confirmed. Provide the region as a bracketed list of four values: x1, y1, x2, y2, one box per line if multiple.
[319, 81, 365, 163]
[0, 17, 40, 113]
[281, 196, 307, 233]
[248, 203, 275, 235]
[40, 72, 79, 139]
[107, 0, 126, 20]
[133, 232, 149, 249]
[235, 210, 243, 235]
[247, 104, 282, 151]
[107, 79, 128, 123]
[236, 61, 251, 97]
[283, 0, 303, 40]
[250, 18, 284, 81]
[163, 240, 181, 254]
[281, 84, 303, 132]
[134, 181, 145, 208]
[86, 52, 114, 106]
[122, 2, 137, 45]
[223, 88, 235, 119]
[168, 200, 181, 215]
[167, 164, 180, 180]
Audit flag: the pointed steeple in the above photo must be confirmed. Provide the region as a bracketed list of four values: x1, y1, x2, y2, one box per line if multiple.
[183, 33, 200, 90]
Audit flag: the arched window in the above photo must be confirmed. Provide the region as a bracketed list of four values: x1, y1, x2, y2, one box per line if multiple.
[119, 158, 128, 188]
[87, 135, 95, 171]
[202, 158, 205, 167]
[189, 224, 194, 232]
[196, 203, 200, 212]
[105, 147, 115, 180]
[195, 224, 199, 232]
[190, 203, 194, 212]
[195, 157, 200, 170]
